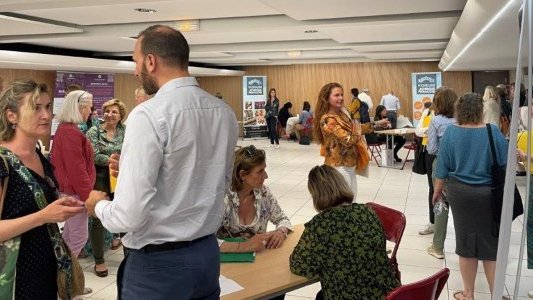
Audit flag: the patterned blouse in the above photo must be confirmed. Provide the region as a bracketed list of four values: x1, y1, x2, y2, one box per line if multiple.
[320, 109, 361, 167]
[290, 204, 399, 299]
[217, 185, 292, 238]
[86, 123, 126, 166]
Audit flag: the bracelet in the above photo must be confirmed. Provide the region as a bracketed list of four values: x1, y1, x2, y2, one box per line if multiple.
[277, 228, 288, 237]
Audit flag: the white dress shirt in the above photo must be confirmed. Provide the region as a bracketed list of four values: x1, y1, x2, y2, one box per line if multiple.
[358, 92, 373, 113]
[95, 77, 238, 249]
[380, 93, 400, 111]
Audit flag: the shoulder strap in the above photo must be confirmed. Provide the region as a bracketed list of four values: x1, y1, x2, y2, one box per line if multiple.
[486, 124, 498, 166]
[0, 154, 10, 219]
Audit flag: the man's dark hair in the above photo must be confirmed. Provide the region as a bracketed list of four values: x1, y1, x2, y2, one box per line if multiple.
[303, 101, 311, 111]
[351, 88, 359, 98]
[138, 25, 189, 70]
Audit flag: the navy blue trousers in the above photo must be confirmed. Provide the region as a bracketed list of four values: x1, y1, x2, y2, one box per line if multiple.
[117, 235, 220, 300]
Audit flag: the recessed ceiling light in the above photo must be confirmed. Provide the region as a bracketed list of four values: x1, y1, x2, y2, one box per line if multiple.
[304, 30, 318, 34]
[134, 8, 157, 13]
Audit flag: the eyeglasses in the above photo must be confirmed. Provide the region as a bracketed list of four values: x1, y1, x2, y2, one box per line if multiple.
[77, 91, 86, 103]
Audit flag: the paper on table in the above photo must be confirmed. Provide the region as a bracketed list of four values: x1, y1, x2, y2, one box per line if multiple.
[220, 275, 244, 296]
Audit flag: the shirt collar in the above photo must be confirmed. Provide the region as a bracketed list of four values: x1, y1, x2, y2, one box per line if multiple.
[228, 187, 263, 207]
[156, 77, 199, 96]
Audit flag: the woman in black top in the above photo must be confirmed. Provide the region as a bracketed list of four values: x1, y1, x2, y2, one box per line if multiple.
[373, 105, 406, 162]
[0, 80, 84, 299]
[278, 102, 293, 135]
[265, 88, 280, 147]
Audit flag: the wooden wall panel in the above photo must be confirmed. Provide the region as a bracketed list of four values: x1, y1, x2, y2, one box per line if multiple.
[199, 62, 472, 121]
[114, 73, 139, 119]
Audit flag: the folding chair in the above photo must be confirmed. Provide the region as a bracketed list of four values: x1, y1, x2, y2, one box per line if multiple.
[366, 202, 406, 283]
[385, 268, 450, 300]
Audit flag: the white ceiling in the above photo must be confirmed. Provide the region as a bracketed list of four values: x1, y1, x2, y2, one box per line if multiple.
[0, 0, 523, 73]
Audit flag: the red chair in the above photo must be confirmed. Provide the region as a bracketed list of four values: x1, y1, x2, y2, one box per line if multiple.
[366, 202, 406, 283]
[365, 133, 385, 165]
[401, 141, 417, 170]
[385, 268, 450, 300]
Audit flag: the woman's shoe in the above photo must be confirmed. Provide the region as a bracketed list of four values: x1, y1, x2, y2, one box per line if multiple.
[94, 264, 108, 277]
[394, 156, 402, 162]
[111, 239, 122, 250]
[453, 291, 473, 300]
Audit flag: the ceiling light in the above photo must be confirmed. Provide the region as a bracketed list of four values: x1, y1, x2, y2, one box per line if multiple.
[134, 8, 157, 13]
[174, 20, 199, 32]
[443, 0, 514, 71]
[287, 51, 302, 57]
[304, 30, 318, 34]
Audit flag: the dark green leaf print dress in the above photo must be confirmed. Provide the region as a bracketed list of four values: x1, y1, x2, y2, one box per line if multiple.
[290, 204, 399, 300]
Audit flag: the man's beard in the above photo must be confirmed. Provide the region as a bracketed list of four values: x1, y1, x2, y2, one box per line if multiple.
[140, 64, 159, 95]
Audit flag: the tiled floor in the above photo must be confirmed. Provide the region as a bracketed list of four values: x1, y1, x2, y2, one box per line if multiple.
[80, 139, 533, 299]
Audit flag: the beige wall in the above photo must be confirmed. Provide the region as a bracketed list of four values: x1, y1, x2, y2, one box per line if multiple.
[199, 62, 472, 121]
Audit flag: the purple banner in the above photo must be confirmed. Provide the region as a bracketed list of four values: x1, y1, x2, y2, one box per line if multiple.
[55, 71, 114, 113]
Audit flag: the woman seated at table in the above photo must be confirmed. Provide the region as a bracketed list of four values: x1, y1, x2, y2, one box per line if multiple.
[290, 165, 399, 300]
[217, 145, 292, 253]
[366, 105, 406, 162]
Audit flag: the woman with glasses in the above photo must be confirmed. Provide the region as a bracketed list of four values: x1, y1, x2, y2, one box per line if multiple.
[290, 165, 398, 300]
[50, 90, 96, 261]
[313, 82, 365, 197]
[86, 98, 127, 277]
[0, 80, 84, 299]
[217, 145, 292, 252]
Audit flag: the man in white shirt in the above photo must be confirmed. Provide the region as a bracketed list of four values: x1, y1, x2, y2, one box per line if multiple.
[86, 25, 238, 299]
[358, 88, 373, 113]
[380, 91, 400, 129]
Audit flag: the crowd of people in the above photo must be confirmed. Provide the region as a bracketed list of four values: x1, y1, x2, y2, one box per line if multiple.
[0, 23, 531, 300]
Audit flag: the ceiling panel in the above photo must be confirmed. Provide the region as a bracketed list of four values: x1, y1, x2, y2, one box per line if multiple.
[260, 0, 466, 20]
[320, 17, 459, 44]
[190, 52, 232, 58]
[350, 41, 448, 52]
[0, 14, 82, 36]
[364, 50, 443, 60]
[17, 0, 280, 26]
[25, 37, 135, 52]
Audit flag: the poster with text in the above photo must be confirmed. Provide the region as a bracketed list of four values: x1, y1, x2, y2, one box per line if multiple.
[53, 71, 114, 135]
[242, 76, 268, 139]
[411, 72, 441, 127]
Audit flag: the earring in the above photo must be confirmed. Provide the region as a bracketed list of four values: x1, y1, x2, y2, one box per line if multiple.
[240, 178, 245, 184]
[11, 124, 16, 130]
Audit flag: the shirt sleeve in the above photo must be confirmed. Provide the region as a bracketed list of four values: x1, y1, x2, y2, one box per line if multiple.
[61, 132, 94, 202]
[426, 119, 438, 155]
[321, 116, 358, 147]
[289, 225, 321, 279]
[434, 129, 452, 179]
[95, 108, 164, 233]
[264, 186, 292, 231]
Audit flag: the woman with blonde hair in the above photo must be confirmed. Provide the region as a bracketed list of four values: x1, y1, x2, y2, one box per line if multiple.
[86, 98, 127, 277]
[482, 85, 501, 127]
[0, 80, 84, 299]
[50, 90, 96, 259]
[290, 165, 398, 299]
[313, 82, 367, 197]
[217, 145, 292, 252]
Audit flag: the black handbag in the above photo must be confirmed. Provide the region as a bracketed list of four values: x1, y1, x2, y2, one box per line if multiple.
[487, 124, 524, 237]
[412, 138, 426, 175]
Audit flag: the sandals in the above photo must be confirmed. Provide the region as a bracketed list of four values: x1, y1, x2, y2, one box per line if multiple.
[111, 239, 122, 250]
[453, 291, 473, 300]
[94, 265, 108, 278]
[82, 287, 93, 295]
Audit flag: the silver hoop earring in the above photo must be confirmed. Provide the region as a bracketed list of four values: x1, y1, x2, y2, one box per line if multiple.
[11, 124, 16, 129]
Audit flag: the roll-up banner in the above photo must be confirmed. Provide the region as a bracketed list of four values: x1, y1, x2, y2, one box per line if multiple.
[411, 72, 442, 127]
[242, 76, 268, 139]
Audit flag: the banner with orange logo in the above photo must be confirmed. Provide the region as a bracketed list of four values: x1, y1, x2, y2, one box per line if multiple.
[411, 72, 441, 127]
